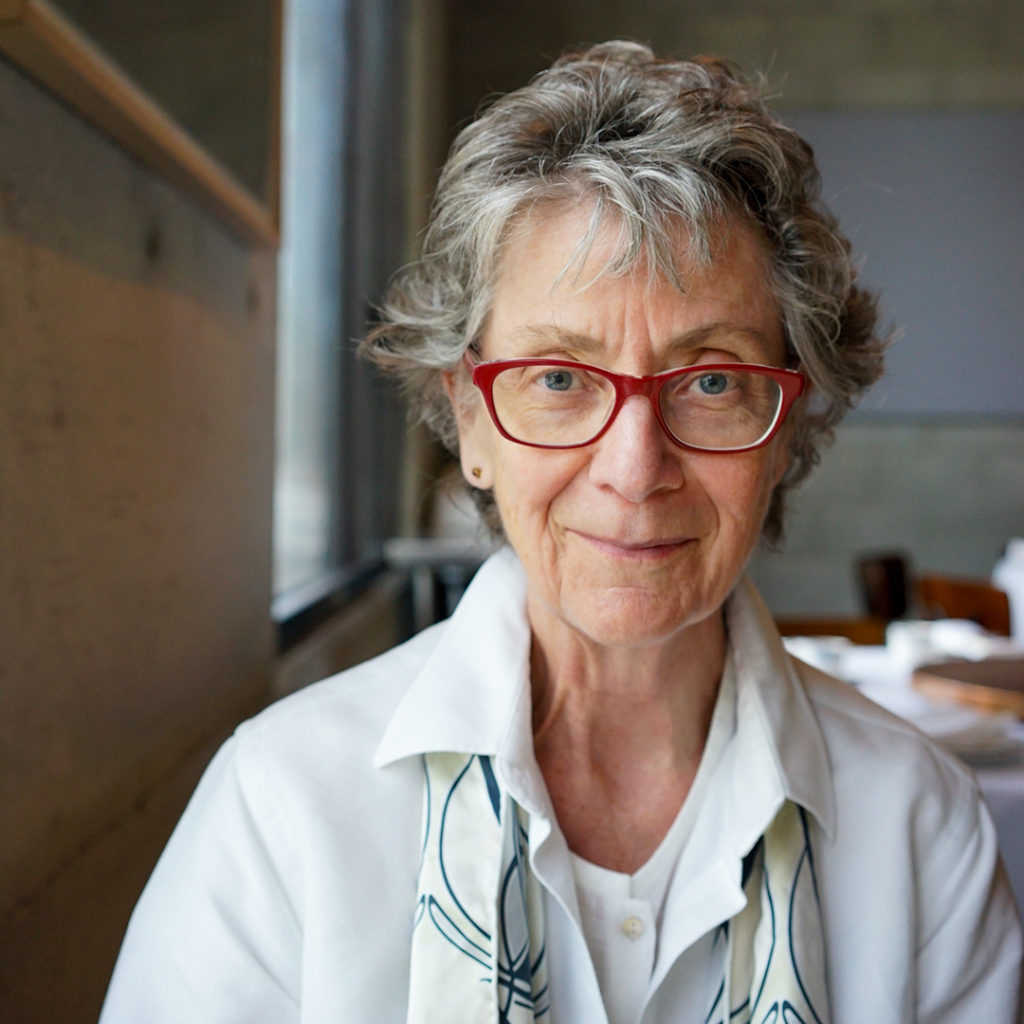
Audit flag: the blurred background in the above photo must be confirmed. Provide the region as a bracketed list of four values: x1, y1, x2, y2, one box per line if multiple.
[0, 0, 1021, 1019]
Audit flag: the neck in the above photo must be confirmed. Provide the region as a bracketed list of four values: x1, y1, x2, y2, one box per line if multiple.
[527, 592, 727, 873]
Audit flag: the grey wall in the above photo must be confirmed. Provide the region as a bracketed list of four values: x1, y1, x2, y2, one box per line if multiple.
[785, 112, 1024, 417]
[0, 50, 276, 1021]
[746, 113, 1024, 616]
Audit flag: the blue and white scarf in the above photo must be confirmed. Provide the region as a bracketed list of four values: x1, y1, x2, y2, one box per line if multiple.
[408, 752, 829, 1024]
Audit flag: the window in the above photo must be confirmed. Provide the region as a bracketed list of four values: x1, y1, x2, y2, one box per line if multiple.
[272, 0, 407, 628]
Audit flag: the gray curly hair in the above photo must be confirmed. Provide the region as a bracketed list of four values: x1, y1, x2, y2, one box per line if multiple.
[362, 41, 886, 544]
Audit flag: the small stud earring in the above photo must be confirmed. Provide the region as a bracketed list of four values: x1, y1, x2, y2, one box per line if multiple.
[471, 467, 482, 479]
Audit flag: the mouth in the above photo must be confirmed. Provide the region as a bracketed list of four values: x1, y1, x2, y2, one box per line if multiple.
[570, 530, 695, 560]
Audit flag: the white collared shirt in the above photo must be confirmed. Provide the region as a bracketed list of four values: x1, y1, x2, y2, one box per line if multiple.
[100, 548, 1023, 1023]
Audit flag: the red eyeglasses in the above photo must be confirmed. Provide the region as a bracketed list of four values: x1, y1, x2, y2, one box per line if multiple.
[468, 356, 805, 453]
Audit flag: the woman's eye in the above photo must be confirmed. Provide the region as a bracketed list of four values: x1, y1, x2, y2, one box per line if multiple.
[542, 370, 574, 391]
[697, 372, 729, 395]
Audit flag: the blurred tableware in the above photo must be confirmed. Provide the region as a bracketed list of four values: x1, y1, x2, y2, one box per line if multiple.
[928, 618, 1022, 660]
[993, 539, 1024, 641]
[781, 635, 852, 677]
[886, 619, 940, 673]
[913, 658, 1024, 719]
[838, 643, 907, 689]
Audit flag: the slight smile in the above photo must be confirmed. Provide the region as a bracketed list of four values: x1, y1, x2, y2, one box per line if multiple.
[569, 530, 696, 560]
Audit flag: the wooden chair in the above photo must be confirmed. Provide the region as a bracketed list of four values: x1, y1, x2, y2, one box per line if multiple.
[775, 617, 888, 645]
[918, 575, 1012, 636]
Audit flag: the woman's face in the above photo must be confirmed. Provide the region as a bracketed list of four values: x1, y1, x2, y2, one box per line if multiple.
[451, 206, 792, 648]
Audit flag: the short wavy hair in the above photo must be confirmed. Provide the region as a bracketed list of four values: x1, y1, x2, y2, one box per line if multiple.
[362, 41, 886, 544]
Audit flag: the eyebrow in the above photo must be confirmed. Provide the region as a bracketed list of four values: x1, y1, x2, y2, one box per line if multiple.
[512, 323, 773, 356]
[514, 326, 605, 355]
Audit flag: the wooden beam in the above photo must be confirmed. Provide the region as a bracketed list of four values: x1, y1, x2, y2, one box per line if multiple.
[0, 0, 27, 25]
[0, 0, 279, 248]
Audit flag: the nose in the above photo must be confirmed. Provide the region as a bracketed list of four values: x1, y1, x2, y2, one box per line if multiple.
[587, 394, 685, 503]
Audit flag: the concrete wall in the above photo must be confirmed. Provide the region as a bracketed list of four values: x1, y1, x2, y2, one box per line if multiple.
[748, 421, 1024, 617]
[448, 0, 1024, 129]
[0, 49, 276, 1022]
[52, 0, 277, 199]
[0, 0, 445, 1016]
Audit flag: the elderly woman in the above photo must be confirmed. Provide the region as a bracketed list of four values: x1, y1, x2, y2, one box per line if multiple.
[101, 43, 1020, 1024]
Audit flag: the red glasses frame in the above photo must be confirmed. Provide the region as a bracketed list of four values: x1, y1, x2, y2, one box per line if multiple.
[468, 356, 806, 453]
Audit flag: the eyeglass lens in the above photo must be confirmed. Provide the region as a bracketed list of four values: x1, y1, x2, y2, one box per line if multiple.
[489, 364, 784, 450]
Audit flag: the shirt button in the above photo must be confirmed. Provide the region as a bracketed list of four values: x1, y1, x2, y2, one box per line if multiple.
[621, 916, 645, 940]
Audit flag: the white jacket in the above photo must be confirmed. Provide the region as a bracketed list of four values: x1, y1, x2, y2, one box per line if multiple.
[101, 548, 1022, 1023]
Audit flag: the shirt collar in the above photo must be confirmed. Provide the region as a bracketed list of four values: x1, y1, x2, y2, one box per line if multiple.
[725, 575, 837, 840]
[374, 547, 836, 839]
[374, 547, 531, 768]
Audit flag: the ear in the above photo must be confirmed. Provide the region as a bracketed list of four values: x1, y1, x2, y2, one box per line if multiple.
[442, 369, 495, 489]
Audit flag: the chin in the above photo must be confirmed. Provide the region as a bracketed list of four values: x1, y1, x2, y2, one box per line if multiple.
[562, 585, 708, 648]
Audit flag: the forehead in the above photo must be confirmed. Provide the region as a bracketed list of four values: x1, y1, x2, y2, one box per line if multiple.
[482, 204, 784, 367]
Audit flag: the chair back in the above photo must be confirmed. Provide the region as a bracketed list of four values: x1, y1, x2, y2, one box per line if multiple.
[919, 575, 1012, 636]
[775, 617, 887, 645]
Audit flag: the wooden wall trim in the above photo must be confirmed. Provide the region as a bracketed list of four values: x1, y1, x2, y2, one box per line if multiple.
[0, 0, 279, 248]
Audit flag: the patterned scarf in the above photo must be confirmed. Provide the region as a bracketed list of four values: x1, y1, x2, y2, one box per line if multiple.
[408, 752, 829, 1024]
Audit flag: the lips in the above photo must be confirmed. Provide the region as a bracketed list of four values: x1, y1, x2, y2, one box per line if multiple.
[569, 529, 695, 558]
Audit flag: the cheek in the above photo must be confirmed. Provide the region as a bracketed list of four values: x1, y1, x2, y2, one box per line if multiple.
[492, 446, 586, 532]
[695, 450, 778, 534]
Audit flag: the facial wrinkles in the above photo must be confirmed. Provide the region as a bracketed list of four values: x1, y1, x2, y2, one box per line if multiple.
[490, 209, 783, 368]
[581, 277, 661, 372]
[551, 280, 780, 378]
[551, 275, 681, 374]
[469, 206, 789, 648]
